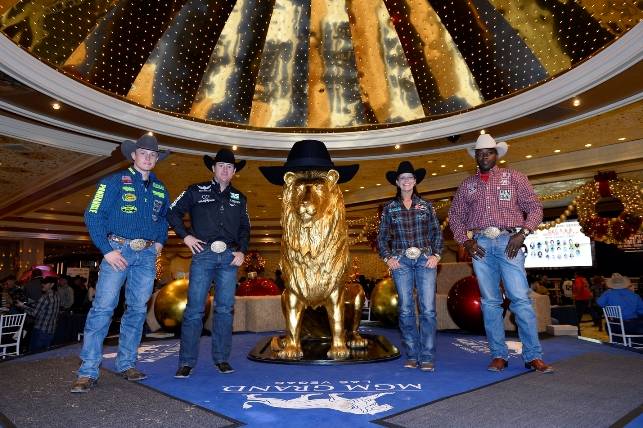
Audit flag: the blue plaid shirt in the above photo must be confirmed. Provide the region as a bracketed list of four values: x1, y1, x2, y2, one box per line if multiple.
[377, 195, 443, 260]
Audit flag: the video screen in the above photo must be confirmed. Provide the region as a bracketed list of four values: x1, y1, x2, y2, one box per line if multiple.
[524, 220, 593, 268]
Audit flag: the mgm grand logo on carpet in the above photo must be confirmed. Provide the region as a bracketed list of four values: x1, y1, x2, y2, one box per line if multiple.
[225, 380, 422, 415]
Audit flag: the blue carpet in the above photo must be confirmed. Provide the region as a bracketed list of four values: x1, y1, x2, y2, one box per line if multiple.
[92, 327, 635, 427]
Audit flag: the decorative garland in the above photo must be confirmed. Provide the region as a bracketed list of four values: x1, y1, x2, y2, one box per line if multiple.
[574, 172, 643, 243]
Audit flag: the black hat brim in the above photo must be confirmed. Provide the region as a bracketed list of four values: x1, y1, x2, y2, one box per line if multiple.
[120, 140, 170, 161]
[203, 155, 246, 173]
[259, 164, 359, 186]
[385, 168, 426, 186]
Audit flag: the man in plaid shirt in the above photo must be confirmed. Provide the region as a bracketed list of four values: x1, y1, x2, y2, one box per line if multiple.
[17, 276, 60, 352]
[378, 161, 443, 372]
[449, 134, 553, 374]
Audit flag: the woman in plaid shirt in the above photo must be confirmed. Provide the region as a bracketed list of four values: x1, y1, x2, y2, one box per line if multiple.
[377, 161, 443, 372]
[17, 276, 60, 352]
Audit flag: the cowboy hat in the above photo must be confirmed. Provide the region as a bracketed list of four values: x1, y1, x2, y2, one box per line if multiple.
[606, 273, 631, 289]
[385, 161, 426, 186]
[466, 134, 508, 158]
[259, 139, 359, 185]
[120, 134, 170, 161]
[203, 148, 246, 173]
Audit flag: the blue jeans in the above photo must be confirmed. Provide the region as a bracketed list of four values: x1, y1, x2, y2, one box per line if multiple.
[472, 233, 543, 362]
[29, 328, 54, 353]
[179, 249, 238, 367]
[78, 241, 157, 379]
[391, 254, 437, 363]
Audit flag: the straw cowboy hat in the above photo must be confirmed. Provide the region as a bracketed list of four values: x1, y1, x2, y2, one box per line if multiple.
[385, 161, 426, 186]
[605, 273, 631, 289]
[120, 134, 170, 161]
[466, 134, 508, 158]
[259, 139, 359, 185]
[203, 148, 246, 173]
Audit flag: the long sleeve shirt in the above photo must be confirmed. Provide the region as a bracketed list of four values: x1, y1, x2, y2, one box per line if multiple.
[24, 292, 60, 334]
[377, 195, 443, 260]
[167, 180, 251, 253]
[85, 167, 170, 255]
[449, 166, 543, 244]
[597, 289, 643, 320]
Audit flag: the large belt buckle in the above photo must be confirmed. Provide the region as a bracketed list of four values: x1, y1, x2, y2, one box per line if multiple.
[405, 247, 421, 260]
[129, 239, 147, 251]
[210, 241, 227, 253]
[482, 226, 501, 239]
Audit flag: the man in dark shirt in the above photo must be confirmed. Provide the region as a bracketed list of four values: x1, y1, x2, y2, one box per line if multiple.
[168, 148, 250, 377]
[24, 268, 43, 303]
[17, 276, 60, 352]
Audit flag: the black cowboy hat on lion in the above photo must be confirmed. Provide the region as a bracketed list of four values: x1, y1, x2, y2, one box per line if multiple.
[259, 139, 359, 185]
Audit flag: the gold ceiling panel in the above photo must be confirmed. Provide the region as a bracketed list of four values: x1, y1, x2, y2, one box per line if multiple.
[1, 0, 640, 131]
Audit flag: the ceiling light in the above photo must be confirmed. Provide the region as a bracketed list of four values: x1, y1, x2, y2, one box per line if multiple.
[617, 137, 626, 141]
[525, 155, 532, 159]
[170, 162, 177, 166]
[554, 149, 561, 153]
[427, 160, 433, 163]
[453, 169, 458, 172]
[440, 164, 446, 168]
[585, 143, 592, 148]
[84, 194, 90, 197]
[232, 145, 238, 151]
[572, 98, 581, 107]
[431, 172, 437, 176]
[344, 189, 349, 192]
[65, 201, 71, 204]
[376, 183, 381, 186]
[480, 130, 486, 134]
[457, 164, 463, 168]
[359, 186, 364, 189]
[265, 233, 269, 236]
[394, 144, 400, 150]
[147, 131, 153, 136]
[51, 102, 61, 110]
[499, 160, 506, 164]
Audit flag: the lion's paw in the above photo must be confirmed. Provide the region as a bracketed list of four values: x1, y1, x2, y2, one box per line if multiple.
[277, 345, 303, 360]
[347, 334, 369, 349]
[327, 345, 350, 360]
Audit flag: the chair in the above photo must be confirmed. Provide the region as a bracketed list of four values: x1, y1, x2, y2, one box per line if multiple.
[602, 306, 643, 349]
[0, 313, 27, 358]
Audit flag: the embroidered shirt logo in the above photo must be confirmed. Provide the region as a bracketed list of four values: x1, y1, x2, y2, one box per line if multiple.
[499, 189, 512, 201]
[122, 193, 136, 202]
[230, 192, 240, 200]
[88, 184, 107, 213]
[197, 184, 211, 192]
[121, 205, 137, 214]
[121, 175, 133, 184]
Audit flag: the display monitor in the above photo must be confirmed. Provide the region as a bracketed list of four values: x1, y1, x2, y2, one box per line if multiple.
[524, 220, 593, 268]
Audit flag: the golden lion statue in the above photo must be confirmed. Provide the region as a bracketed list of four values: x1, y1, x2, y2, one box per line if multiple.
[275, 169, 367, 359]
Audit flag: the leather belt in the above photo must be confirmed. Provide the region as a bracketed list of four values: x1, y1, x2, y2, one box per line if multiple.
[109, 234, 154, 251]
[470, 227, 521, 239]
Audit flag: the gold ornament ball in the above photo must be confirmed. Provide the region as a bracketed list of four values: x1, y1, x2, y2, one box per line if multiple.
[154, 278, 212, 332]
[370, 277, 399, 326]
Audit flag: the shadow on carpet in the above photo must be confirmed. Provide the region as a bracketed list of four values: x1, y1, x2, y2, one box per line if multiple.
[375, 352, 643, 428]
[0, 356, 239, 428]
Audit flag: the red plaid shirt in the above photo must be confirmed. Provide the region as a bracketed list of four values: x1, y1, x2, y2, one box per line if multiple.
[449, 166, 542, 244]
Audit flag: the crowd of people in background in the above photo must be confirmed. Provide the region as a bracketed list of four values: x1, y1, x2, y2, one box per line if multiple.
[0, 269, 98, 353]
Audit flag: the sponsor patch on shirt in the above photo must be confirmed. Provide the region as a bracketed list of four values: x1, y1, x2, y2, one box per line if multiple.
[122, 186, 135, 192]
[121, 205, 137, 214]
[152, 190, 165, 198]
[152, 182, 165, 190]
[500, 179, 509, 186]
[88, 184, 107, 214]
[197, 184, 211, 192]
[121, 175, 133, 184]
[499, 189, 512, 201]
[198, 197, 216, 203]
[122, 193, 136, 202]
[230, 192, 240, 200]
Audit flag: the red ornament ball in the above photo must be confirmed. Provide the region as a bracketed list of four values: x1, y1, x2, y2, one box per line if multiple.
[236, 277, 281, 296]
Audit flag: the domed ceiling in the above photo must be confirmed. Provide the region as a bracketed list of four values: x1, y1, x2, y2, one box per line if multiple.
[1, 0, 641, 139]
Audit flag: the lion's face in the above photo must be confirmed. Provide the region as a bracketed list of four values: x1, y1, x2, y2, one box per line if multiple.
[283, 170, 340, 228]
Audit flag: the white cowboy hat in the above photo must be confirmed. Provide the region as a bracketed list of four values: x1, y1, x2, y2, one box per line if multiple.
[606, 273, 631, 289]
[466, 134, 508, 159]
